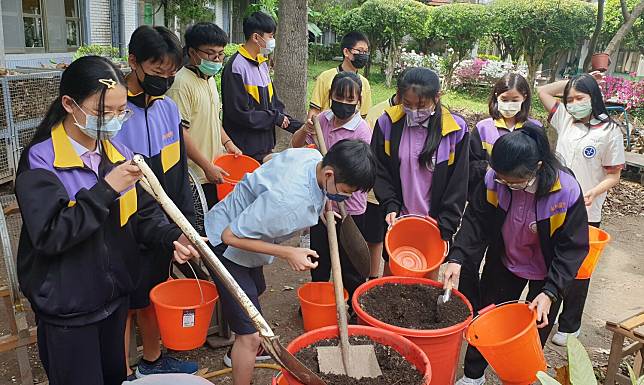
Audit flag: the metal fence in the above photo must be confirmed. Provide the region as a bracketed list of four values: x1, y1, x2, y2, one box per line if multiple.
[0, 70, 63, 184]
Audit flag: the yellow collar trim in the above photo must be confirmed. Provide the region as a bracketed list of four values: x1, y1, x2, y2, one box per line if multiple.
[386, 106, 460, 137]
[494, 118, 524, 130]
[127, 89, 165, 101]
[549, 177, 562, 193]
[239, 46, 268, 64]
[102, 140, 126, 163]
[384, 105, 406, 124]
[52, 122, 126, 168]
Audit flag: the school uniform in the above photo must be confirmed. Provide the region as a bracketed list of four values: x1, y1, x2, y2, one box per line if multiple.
[449, 169, 589, 379]
[15, 123, 182, 385]
[371, 105, 469, 259]
[310, 65, 373, 118]
[305, 111, 372, 297]
[204, 148, 325, 335]
[113, 91, 195, 309]
[549, 101, 625, 334]
[221, 46, 302, 163]
[463, 116, 543, 310]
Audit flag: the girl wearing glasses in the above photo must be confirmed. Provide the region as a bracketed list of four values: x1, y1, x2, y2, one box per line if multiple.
[444, 123, 589, 385]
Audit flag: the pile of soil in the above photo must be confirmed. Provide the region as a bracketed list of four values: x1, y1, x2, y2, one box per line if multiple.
[358, 283, 471, 330]
[295, 335, 425, 385]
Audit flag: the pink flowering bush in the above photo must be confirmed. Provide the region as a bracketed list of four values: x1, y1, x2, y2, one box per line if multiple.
[601, 76, 644, 111]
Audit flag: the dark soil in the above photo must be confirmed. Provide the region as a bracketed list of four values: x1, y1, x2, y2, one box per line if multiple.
[358, 283, 471, 330]
[295, 335, 425, 385]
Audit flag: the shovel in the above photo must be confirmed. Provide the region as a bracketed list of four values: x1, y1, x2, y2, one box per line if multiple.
[132, 155, 326, 385]
[316, 204, 382, 379]
[435, 280, 454, 322]
[312, 116, 372, 279]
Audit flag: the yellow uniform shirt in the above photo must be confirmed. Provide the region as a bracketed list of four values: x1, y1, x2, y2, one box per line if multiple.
[167, 67, 223, 184]
[310, 66, 372, 117]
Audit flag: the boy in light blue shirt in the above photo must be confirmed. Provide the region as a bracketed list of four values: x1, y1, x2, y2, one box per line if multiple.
[204, 140, 376, 385]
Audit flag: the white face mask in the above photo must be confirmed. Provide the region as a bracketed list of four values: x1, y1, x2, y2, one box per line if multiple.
[259, 36, 276, 56]
[497, 99, 523, 118]
[566, 100, 593, 120]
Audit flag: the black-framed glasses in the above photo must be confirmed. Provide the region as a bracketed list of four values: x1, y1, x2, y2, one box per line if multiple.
[195, 47, 226, 62]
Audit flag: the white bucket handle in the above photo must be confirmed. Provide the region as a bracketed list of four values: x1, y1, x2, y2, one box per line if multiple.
[168, 261, 205, 305]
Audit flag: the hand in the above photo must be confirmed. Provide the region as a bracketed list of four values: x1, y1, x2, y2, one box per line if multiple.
[262, 153, 274, 163]
[303, 119, 315, 135]
[583, 189, 598, 206]
[281, 116, 290, 129]
[529, 293, 553, 328]
[173, 234, 203, 264]
[204, 163, 229, 184]
[224, 141, 242, 156]
[385, 212, 398, 226]
[105, 162, 143, 193]
[589, 70, 605, 86]
[442, 262, 461, 289]
[283, 247, 319, 271]
[320, 210, 342, 226]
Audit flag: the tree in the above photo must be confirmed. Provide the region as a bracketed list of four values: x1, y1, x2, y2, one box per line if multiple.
[488, 2, 522, 61]
[583, 0, 606, 71]
[155, 0, 214, 25]
[273, 0, 309, 150]
[428, 3, 488, 89]
[600, 0, 644, 56]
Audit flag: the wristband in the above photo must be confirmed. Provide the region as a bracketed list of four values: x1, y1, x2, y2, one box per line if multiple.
[223, 140, 232, 147]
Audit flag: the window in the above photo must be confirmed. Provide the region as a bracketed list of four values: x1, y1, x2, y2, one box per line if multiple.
[64, 0, 80, 47]
[22, 0, 44, 48]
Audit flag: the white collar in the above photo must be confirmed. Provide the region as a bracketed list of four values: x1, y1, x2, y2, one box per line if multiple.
[68, 135, 100, 156]
[324, 110, 362, 131]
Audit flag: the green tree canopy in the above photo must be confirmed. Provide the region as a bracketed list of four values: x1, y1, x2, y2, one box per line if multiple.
[599, 0, 644, 54]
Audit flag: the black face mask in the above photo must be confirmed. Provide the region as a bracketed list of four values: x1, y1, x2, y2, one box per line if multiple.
[331, 100, 357, 120]
[137, 69, 174, 97]
[351, 53, 369, 69]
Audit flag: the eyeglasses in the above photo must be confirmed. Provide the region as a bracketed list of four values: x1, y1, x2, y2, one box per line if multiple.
[195, 47, 226, 62]
[350, 48, 370, 55]
[494, 175, 537, 191]
[75, 100, 133, 122]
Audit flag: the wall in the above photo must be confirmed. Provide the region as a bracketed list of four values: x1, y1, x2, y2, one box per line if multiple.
[89, 0, 112, 46]
[123, 0, 137, 47]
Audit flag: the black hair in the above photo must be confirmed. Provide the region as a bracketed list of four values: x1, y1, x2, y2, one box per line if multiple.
[329, 71, 362, 102]
[185, 22, 228, 50]
[489, 73, 532, 122]
[128, 25, 183, 69]
[490, 122, 563, 196]
[243, 12, 277, 40]
[398, 67, 443, 167]
[322, 139, 376, 192]
[20, 56, 126, 171]
[563, 74, 610, 123]
[340, 31, 370, 51]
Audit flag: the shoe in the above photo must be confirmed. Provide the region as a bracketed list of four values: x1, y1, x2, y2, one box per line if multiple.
[124, 372, 137, 382]
[455, 375, 485, 385]
[223, 346, 272, 368]
[135, 355, 198, 377]
[551, 329, 581, 346]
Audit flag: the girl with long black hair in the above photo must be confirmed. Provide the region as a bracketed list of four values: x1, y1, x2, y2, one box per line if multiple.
[444, 123, 589, 385]
[15, 56, 197, 385]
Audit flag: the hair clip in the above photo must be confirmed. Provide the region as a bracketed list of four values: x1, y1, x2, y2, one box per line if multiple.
[99, 78, 117, 89]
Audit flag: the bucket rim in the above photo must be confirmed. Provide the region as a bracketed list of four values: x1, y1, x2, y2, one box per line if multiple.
[465, 301, 538, 348]
[385, 216, 447, 273]
[213, 153, 261, 166]
[297, 282, 348, 307]
[150, 278, 218, 311]
[589, 226, 611, 244]
[352, 276, 473, 337]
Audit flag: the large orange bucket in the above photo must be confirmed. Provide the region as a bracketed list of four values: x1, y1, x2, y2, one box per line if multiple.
[466, 302, 545, 385]
[297, 282, 348, 332]
[352, 276, 472, 385]
[386, 215, 446, 278]
[213, 154, 260, 199]
[282, 325, 432, 385]
[150, 278, 219, 351]
[272, 373, 288, 385]
[576, 226, 611, 279]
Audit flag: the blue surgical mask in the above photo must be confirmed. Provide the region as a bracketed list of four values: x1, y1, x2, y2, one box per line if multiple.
[72, 100, 130, 140]
[325, 178, 351, 203]
[198, 59, 223, 76]
[404, 106, 435, 126]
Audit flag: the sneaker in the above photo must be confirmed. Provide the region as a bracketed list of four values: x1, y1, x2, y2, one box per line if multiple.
[223, 346, 272, 368]
[551, 329, 581, 346]
[135, 355, 198, 378]
[455, 375, 485, 385]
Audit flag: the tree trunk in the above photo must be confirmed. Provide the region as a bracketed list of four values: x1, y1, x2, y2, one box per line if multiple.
[273, 0, 308, 151]
[384, 41, 398, 88]
[526, 54, 540, 90]
[549, 50, 567, 83]
[605, 0, 644, 57]
[583, 0, 605, 71]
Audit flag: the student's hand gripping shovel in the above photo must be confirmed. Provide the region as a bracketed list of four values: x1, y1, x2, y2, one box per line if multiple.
[132, 155, 326, 385]
[316, 202, 382, 378]
[312, 116, 372, 279]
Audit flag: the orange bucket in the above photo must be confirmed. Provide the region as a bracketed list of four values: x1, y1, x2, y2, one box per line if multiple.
[466, 302, 545, 385]
[353, 276, 472, 385]
[576, 226, 611, 279]
[297, 282, 348, 332]
[150, 278, 219, 351]
[386, 215, 446, 278]
[213, 154, 260, 199]
[272, 373, 288, 385]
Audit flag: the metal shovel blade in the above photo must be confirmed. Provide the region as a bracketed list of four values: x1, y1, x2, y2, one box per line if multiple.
[263, 336, 327, 385]
[435, 281, 453, 322]
[317, 344, 382, 379]
[338, 204, 371, 279]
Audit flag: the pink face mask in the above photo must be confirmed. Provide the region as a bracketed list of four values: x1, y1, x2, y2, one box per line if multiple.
[403, 106, 435, 126]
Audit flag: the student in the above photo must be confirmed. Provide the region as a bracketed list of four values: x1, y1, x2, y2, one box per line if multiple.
[463, 73, 542, 310]
[444, 124, 589, 385]
[221, 11, 302, 163]
[308, 32, 373, 120]
[538, 72, 624, 346]
[113, 26, 197, 378]
[371, 67, 469, 276]
[14, 56, 198, 385]
[291, 72, 372, 296]
[167, 22, 241, 209]
[204, 140, 376, 385]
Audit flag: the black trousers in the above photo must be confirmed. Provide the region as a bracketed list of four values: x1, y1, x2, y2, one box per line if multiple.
[37, 299, 129, 385]
[464, 255, 562, 379]
[458, 247, 486, 312]
[201, 183, 219, 210]
[310, 213, 368, 303]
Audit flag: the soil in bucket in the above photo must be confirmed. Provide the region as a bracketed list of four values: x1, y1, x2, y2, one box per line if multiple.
[295, 335, 424, 385]
[358, 283, 470, 329]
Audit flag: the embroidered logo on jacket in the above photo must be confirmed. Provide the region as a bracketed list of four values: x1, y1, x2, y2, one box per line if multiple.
[583, 146, 597, 158]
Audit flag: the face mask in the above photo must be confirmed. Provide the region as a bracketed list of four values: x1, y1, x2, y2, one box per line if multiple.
[258, 36, 276, 56]
[566, 100, 592, 120]
[351, 53, 369, 69]
[404, 106, 435, 126]
[331, 100, 357, 120]
[497, 99, 523, 118]
[72, 100, 127, 140]
[137, 69, 174, 97]
[325, 178, 351, 203]
[198, 59, 223, 76]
